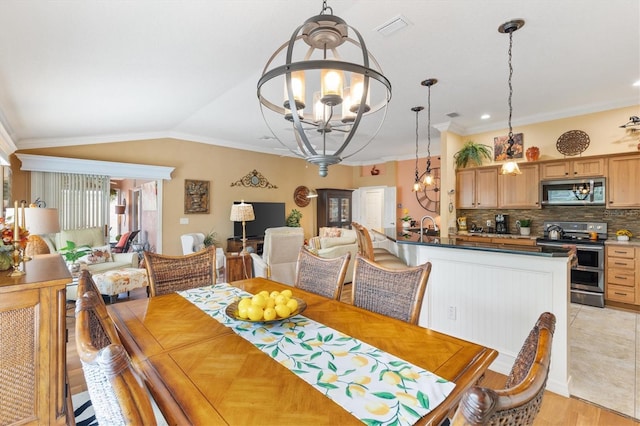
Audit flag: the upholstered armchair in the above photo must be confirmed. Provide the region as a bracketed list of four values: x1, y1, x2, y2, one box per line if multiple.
[250, 226, 304, 285]
[180, 233, 225, 282]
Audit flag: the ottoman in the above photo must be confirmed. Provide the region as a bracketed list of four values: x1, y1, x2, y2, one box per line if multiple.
[93, 268, 149, 303]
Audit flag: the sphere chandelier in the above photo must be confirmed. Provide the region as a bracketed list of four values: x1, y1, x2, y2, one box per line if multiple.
[257, 0, 392, 177]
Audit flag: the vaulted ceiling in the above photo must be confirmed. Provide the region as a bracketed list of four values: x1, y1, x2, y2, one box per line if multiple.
[0, 1, 638, 167]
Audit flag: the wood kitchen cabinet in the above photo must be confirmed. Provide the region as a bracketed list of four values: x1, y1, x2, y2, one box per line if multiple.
[605, 245, 639, 305]
[498, 163, 540, 209]
[607, 154, 640, 208]
[456, 168, 498, 209]
[316, 189, 353, 232]
[0, 255, 72, 425]
[540, 158, 604, 179]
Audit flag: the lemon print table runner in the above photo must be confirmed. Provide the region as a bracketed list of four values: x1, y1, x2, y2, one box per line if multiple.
[179, 284, 455, 426]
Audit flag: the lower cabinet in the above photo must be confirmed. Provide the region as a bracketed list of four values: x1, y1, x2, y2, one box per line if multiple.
[605, 245, 638, 305]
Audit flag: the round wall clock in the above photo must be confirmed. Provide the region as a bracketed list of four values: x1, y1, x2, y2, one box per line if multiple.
[416, 170, 441, 213]
[293, 186, 311, 207]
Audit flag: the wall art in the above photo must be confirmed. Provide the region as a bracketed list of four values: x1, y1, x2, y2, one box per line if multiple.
[184, 179, 210, 214]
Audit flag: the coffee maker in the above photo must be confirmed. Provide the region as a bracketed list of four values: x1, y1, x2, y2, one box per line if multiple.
[495, 214, 509, 234]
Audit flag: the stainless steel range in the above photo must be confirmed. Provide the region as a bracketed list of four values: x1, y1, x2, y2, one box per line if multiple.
[536, 221, 607, 308]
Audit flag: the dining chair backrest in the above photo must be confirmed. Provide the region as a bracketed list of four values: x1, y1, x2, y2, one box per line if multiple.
[450, 312, 556, 426]
[352, 222, 375, 260]
[294, 246, 350, 300]
[351, 255, 431, 324]
[75, 272, 157, 425]
[113, 230, 140, 253]
[144, 245, 217, 297]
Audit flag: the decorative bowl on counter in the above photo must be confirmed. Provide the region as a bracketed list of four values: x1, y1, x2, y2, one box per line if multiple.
[617, 235, 630, 241]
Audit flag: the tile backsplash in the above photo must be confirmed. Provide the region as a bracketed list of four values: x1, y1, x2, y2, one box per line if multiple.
[458, 206, 640, 238]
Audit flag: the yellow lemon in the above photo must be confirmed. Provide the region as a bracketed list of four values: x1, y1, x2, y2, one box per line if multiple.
[238, 298, 252, 310]
[281, 289, 293, 298]
[320, 373, 338, 383]
[247, 305, 264, 321]
[352, 355, 368, 367]
[354, 376, 371, 385]
[365, 401, 390, 416]
[399, 368, 420, 379]
[286, 298, 298, 312]
[395, 392, 418, 406]
[275, 304, 291, 318]
[259, 290, 270, 299]
[263, 307, 277, 321]
[265, 298, 276, 309]
[269, 290, 280, 299]
[382, 371, 401, 385]
[251, 294, 267, 308]
[238, 306, 249, 319]
[348, 384, 366, 397]
[274, 294, 288, 305]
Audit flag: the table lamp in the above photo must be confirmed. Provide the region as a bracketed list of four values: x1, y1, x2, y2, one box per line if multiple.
[229, 201, 255, 254]
[24, 208, 61, 257]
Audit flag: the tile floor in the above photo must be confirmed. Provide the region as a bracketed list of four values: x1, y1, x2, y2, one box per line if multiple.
[569, 303, 639, 420]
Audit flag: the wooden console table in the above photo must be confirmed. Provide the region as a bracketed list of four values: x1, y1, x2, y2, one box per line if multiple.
[0, 254, 72, 425]
[227, 237, 264, 255]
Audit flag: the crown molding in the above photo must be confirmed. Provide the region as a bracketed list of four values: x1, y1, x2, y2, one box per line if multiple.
[16, 154, 174, 180]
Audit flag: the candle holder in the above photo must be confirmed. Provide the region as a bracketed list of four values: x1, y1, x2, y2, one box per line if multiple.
[9, 240, 25, 277]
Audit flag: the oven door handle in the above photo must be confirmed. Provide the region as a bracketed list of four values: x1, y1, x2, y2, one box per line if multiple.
[572, 244, 604, 251]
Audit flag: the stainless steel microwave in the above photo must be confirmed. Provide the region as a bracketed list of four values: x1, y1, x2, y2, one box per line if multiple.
[540, 178, 605, 206]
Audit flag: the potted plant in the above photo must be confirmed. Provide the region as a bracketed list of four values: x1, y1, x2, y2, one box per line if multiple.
[517, 219, 532, 236]
[203, 230, 218, 247]
[58, 240, 92, 273]
[400, 208, 412, 229]
[286, 209, 302, 227]
[453, 141, 493, 169]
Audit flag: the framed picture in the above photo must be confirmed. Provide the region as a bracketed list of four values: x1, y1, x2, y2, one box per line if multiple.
[184, 179, 210, 214]
[494, 133, 524, 161]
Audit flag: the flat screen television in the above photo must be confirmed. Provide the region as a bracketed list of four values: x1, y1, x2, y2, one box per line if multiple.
[233, 201, 286, 239]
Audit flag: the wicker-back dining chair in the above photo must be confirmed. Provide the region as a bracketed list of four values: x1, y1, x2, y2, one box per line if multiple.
[351, 255, 431, 324]
[450, 312, 556, 426]
[294, 247, 350, 300]
[75, 271, 157, 425]
[144, 245, 216, 297]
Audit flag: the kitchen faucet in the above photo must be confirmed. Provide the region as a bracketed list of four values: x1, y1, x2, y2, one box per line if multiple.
[420, 215, 439, 235]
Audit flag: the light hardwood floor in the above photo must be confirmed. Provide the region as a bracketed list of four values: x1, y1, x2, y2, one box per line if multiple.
[67, 285, 639, 425]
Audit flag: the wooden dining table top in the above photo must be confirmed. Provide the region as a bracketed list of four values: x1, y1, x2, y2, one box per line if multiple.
[107, 277, 497, 425]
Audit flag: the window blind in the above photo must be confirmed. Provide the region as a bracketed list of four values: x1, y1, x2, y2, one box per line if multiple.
[31, 172, 110, 231]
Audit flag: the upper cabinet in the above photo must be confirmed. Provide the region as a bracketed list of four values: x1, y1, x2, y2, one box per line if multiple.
[316, 189, 353, 231]
[456, 168, 498, 209]
[540, 158, 604, 180]
[608, 155, 640, 208]
[498, 163, 541, 209]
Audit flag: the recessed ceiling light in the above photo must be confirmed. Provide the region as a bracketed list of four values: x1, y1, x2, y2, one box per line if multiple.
[633, 80, 640, 87]
[481, 114, 491, 120]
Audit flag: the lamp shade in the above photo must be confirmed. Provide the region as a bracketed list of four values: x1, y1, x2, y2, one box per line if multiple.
[114, 204, 126, 215]
[24, 208, 61, 234]
[230, 202, 255, 222]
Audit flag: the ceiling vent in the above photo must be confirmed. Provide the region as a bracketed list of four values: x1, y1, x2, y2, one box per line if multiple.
[446, 112, 460, 118]
[374, 15, 411, 37]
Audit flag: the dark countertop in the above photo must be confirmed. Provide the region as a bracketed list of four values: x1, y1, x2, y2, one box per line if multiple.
[378, 227, 571, 258]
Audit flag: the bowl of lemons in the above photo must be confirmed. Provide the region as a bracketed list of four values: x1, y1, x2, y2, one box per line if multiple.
[226, 289, 306, 322]
[616, 229, 632, 241]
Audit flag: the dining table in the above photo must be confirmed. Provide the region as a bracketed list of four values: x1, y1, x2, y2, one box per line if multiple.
[107, 277, 497, 425]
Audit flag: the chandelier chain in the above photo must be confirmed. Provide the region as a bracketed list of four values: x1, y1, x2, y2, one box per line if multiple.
[426, 84, 432, 173]
[506, 30, 515, 157]
[414, 108, 420, 183]
[320, 0, 333, 15]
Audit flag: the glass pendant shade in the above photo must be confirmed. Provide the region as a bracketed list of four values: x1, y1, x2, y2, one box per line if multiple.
[257, 2, 392, 177]
[423, 173, 434, 186]
[500, 160, 522, 175]
[412, 181, 422, 192]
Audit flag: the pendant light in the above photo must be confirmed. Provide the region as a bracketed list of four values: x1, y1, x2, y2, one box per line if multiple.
[411, 106, 424, 192]
[257, 0, 392, 177]
[421, 78, 438, 186]
[499, 19, 524, 176]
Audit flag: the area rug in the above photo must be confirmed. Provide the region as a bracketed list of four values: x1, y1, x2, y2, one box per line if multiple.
[71, 391, 97, 426]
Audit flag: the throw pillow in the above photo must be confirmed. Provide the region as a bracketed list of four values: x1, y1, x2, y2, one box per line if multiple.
[320, 227, 341, 238]
[307, 236, 322, 251]
[80, 245, 113, 265]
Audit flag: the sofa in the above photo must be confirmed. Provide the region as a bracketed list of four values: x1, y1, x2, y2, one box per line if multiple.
[308, 227, 358, 283]
[41, 227, 139, 300]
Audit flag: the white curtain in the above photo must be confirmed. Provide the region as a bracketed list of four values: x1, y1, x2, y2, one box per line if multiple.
[31, 172, 110, 230]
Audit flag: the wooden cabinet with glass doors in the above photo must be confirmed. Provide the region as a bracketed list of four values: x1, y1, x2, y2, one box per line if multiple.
[316, 189, 353, 233]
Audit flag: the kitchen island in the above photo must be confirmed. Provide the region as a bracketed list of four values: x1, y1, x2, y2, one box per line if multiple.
[375, 227, 572, 397]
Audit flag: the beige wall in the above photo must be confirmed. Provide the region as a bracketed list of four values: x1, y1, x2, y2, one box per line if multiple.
[13, 138, 354, 255]
[464, 105, 639, 162]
